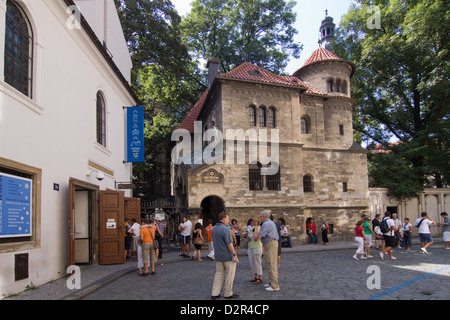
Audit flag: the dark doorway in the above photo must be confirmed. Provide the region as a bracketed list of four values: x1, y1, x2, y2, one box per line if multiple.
[201, 196, 225, 225]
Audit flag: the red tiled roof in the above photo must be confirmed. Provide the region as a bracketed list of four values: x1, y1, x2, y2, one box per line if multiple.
[302, 47, 342, 67]
[218, 62, 308, 89]
[294, 47, 354, 77]
[176, 89, 208, 133]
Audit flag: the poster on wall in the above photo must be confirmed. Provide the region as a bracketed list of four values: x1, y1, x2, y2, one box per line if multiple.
[0, 172, 32, 238]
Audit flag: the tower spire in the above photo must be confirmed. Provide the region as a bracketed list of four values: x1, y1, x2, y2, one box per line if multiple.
[318, 10, 335, 51]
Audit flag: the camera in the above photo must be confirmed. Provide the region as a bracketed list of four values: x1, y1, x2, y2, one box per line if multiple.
[96, 171, 105, 181]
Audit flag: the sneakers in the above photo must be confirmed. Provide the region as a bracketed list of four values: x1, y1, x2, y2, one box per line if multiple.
[380, 252, 384, 260]
[265, 287, 280, 292]
[353, 255, 358, 261]
[421, 247, 428, 254]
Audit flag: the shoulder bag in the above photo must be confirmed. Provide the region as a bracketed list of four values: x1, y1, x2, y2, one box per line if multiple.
[148, 227, 159, 250]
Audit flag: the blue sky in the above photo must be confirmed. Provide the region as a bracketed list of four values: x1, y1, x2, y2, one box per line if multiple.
[171, 0, 356, 74]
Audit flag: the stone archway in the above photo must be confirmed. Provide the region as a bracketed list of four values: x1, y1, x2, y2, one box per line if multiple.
[201, 196, 225, 225]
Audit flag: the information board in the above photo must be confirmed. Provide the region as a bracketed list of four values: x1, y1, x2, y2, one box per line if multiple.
[0, 172, 32, 238]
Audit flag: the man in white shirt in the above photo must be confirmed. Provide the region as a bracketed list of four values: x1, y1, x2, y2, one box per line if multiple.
[380, 211, 398, 260]
[415, 212, 436, 254]
[179, 215, 192, 258]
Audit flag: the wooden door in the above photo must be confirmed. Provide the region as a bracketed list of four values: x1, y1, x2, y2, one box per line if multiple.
[99, 190, 125, 265]
[125, 197, 141, 222]
[68, 179, 76, 266]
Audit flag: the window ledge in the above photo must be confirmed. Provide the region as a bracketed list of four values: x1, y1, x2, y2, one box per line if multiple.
[0, 81, 43, 115]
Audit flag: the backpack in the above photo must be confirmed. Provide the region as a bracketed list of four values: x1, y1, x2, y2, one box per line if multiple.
[380, 218, 390, 234]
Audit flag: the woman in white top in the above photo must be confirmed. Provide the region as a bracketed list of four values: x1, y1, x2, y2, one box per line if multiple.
[402, 218, 412, 250]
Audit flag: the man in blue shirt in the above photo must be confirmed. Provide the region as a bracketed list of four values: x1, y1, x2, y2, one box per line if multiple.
[254, 210, 280, 292]
[211, 212, 239, 299]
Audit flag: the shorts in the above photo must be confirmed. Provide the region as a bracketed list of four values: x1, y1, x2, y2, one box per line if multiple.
[383, 235, 396, 248]
[365, 234, 372, 247]
[142, 243, 156, 264]
[419, 233, 433, 243]
[443, 231, 450, 242]
[180, 235, 190, 244]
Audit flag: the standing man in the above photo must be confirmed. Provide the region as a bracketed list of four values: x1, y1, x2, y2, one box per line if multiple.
[254, 210, 280, 292]
[211, 212, 239, 299]
[179, 215, 192, 258]
[415, 212, 436, 254]
[380, 211, 398, 260]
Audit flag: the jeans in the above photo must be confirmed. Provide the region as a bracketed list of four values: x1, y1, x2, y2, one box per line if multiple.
[403, 231, 412, 247]
[308, 233, 318, 244]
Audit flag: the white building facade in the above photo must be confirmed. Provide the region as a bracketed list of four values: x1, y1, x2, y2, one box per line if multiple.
[0, 0, 138, 296]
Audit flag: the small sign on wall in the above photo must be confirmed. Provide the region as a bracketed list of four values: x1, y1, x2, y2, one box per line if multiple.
[106, 219, 116, 229]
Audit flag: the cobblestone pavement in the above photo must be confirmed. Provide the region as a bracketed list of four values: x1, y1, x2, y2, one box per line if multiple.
[82, 244, 449, 301]
[5, 241, 449, 305]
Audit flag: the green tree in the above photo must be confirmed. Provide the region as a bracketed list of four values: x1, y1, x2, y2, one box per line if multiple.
[333, 0, 449, 198]
[115, 0, 206, 200]
[181, 0, 302, 74]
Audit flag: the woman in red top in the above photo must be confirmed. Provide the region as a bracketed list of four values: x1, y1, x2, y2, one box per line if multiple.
[353, 220, 368, 260]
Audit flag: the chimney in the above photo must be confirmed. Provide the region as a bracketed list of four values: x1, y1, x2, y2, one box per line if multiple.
[207, 59, 220, 90]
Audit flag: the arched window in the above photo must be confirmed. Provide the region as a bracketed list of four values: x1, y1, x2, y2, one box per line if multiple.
[267, 107, 276, 128]
[327, 79, 334, 92]
[258, 107, 266, 127]
[249, 162, 262, 190]
[248, 105, 256, 127]
[266, 163, 281, 191]
[336, 79, 341, 93]
[342, 81, 348, 95]
[300, 116, 311, 134]
[96, 91, 106, 147]
[4, 0, 34, 98]
[303, 175, 314, 193]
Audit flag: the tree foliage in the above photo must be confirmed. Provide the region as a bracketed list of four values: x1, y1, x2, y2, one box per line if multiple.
[181, 0, 302, 74]
[333, 0, 449, 198]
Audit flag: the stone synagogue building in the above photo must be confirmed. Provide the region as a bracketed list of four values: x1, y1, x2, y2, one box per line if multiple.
[171, 14, 369, 243]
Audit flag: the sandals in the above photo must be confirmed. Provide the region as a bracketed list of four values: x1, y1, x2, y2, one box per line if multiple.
[254, 278, 263, 285]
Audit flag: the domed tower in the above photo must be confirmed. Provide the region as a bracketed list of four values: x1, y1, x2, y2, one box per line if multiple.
[293, 10, 354, 97]
[293, 11, 356, 150]
[318, 10, 335, 51]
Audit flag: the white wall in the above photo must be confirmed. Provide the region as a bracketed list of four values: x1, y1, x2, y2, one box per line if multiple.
[0, 0, 135, 296]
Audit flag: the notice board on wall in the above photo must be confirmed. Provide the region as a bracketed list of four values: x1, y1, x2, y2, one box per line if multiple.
[0, 172, 32, 238]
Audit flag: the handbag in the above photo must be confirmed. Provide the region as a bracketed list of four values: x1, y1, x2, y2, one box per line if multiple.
[148, 227, 159, 250]
[193, 232, 204, 245]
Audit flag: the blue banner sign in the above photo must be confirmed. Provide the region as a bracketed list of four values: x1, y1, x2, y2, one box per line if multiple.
[0, 173, 32, 238]
[126, 106, 145, 162]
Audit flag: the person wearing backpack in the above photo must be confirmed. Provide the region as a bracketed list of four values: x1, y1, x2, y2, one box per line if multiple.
[380, 211, 398, 260]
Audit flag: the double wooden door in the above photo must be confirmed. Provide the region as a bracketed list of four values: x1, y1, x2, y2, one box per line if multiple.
[69, 179, 141, 266]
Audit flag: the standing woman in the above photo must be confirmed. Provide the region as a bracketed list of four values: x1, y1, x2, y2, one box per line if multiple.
[402, 218, 412, 250]
[320, 218, 330, 245]
[353, 220, 368, 260]
[192, 222, 204, 261]
[247, 217, 263, 284]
